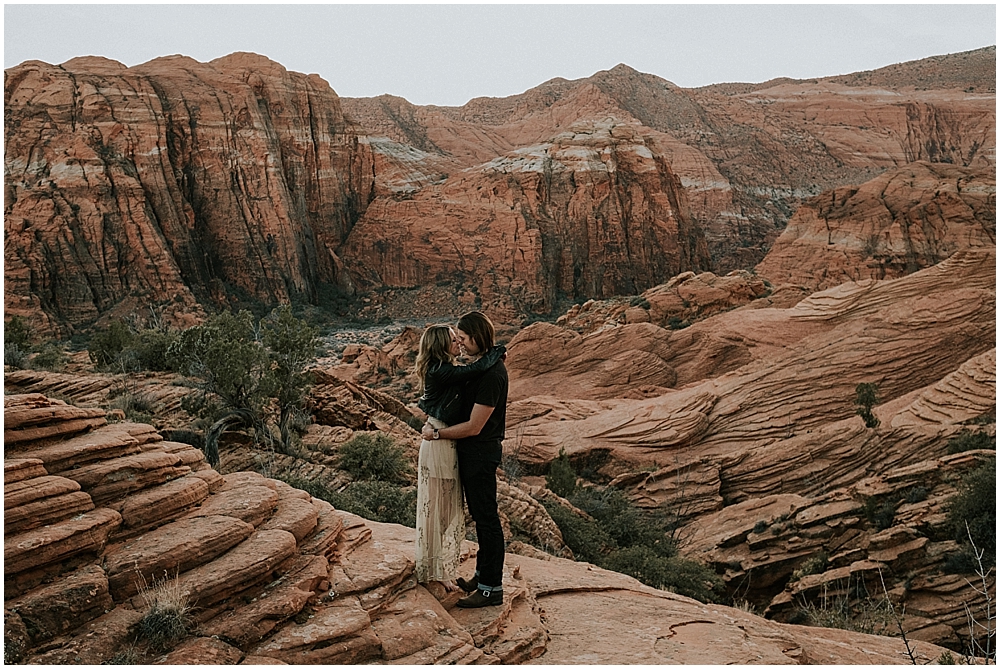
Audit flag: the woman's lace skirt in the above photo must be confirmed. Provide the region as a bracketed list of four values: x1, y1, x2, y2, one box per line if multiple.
[415, 416, 465, 582]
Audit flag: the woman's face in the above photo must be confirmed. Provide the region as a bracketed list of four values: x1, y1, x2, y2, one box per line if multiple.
[447, 328, 463, 357]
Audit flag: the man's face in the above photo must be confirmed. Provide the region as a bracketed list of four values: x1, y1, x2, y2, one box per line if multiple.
[447, 329, 463, 357]
[456, 328, 480, 356]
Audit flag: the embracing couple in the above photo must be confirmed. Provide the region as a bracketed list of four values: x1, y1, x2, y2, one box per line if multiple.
[413, 311, 508, 608]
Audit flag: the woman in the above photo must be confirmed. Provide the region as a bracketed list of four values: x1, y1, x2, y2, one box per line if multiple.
[413, 324, 505, 591]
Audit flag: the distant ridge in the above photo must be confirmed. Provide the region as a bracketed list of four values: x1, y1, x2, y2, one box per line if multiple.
[697, 46, 996, 95]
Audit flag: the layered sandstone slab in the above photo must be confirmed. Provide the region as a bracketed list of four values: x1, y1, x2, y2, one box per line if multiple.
[104, 514, 256, 600]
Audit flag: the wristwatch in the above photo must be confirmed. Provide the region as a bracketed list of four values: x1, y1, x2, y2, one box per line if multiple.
[432, 428, 440, 440]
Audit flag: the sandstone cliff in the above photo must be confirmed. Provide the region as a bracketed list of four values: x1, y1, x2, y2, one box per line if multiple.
[3, 394, 951, 664]
[756, 161, 996, 292]
[4, 53, 375, 335]
[7, 48, 995, 334]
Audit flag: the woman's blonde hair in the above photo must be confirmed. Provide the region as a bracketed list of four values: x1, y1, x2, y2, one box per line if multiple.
[415, 324, 455, 392]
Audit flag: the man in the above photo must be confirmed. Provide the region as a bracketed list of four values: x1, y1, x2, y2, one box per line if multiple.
[421, 311, 507, 608]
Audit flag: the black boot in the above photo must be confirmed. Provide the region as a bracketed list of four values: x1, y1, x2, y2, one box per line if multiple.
[456, 588, 503, 608]
[456, 576, 479, 593]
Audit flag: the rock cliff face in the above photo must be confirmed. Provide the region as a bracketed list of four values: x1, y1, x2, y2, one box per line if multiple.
[2, 394, 950, 664]
[756, 161, 996, 291]
[6, 48, 994, 333]
[4, 53, 375, 335]
[342, 47, 995, 281]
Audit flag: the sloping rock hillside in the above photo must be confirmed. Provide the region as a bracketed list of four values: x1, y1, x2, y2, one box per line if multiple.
[3, 394, 951, 664]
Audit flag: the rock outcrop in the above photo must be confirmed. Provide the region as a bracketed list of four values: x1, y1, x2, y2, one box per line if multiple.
[3, 394, 951, 664]
[756, 162, 996, 292]
[4, 53, 375, 335]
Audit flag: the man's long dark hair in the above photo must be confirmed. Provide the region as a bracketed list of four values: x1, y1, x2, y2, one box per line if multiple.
[457, 311, 495, 354]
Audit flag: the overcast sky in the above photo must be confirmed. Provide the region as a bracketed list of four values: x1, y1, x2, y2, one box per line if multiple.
[4, 4, 996, 107]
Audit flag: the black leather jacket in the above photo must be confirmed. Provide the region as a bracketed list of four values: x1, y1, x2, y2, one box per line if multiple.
[418, 345, 506, 425]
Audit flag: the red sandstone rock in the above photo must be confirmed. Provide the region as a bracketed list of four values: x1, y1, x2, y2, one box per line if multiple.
[6, 564, 113, 644]
[259, 495, 319, 543]
[111, 473, 211, 533]
[104, 514, 255, 600]
[4, 54, 374, 336]
[171, 529, 298, 608]
[12, 423, 144, 473]
[187, 484, 280, 527]
[4, 458, 48, 483]
[5, 507, 121, 575]
[756, 162, 995, 292]
[198, 555, 329, 648]
[251, 596, 380, 664]
[153, 636, 244, 664]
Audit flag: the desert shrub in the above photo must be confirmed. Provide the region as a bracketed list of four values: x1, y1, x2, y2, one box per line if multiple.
[338, 433, 412, 483]
[946, 430, 996, 454]
[546, 448, 577, 498]
[103, 645, 141, 665]
[540, 499, 616, 565]
[864, 497, 897, 531]
[278, 473, 420, 531]
[752, 520, 769, 534]
[569, 486, 674, 556]
[166, 306, 317, 464]
[29, 341, 69, 371]
[855, 382, 881, 429]
[88, 320, 138, 370]
[630, 296, 651, 309]
[134, 329, 179, 372]
[667, 316, 690, 330]
[4, 316, 33, 369]
[603, 546, 725, 603]
[790, 551, 829, 582]
[109, 390, 157, 425]
[799, 591, 893, 636]
[946, 458, 995, 563]
[136, 575, 190, 652]
[328, 481, 417, 527]
[942, 546, 981, 574]
[905, 486, 930, 504]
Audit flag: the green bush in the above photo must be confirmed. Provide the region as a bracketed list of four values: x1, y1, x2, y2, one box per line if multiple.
[166, 307, 317, 464]
[946, 458, 995, 564]
[864, 497, 897, 531]
[569, 486, 674, 556]
[137, 576, 190, 652]
[603, 546, 725, 603]
[540, 499, 617, 565]
[946, 430, 996, 454]
[4, 316, 33, 368]
[328, 481, 417, 527]
[30, 341, 69, 371]
[88, 320, 138, 370]
[338, 433, 412, 483]
[790, 551, 829, 582]
[855, 382, 881, 429]
[630, 296, 651, 309]
[667, 316, 690, 330]
[546, 448, 577, 498]
[134, 329, 179, 372]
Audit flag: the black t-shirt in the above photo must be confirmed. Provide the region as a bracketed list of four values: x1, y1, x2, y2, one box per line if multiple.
[457, 359, 508, 456]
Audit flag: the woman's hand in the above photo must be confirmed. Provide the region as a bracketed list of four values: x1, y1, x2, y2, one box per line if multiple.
[421, 423, 436, 440]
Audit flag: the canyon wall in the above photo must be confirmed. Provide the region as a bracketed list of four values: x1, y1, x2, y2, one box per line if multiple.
[5, 47, 995, 333]
[4, 53, 375, 335]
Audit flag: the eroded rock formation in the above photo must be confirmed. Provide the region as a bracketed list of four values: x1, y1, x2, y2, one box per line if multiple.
[4, 53, 375, 335]
[3, 394, 950, 664]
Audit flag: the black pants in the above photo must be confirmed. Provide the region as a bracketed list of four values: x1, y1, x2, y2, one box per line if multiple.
[457, 450, 504, 588]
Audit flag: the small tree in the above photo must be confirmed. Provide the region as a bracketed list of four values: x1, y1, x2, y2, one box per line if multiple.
[546, 448, 578, 498]
[167, 307, 317, 466]
[4, 316, 34, 368]
[855, 382, 881, 428]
